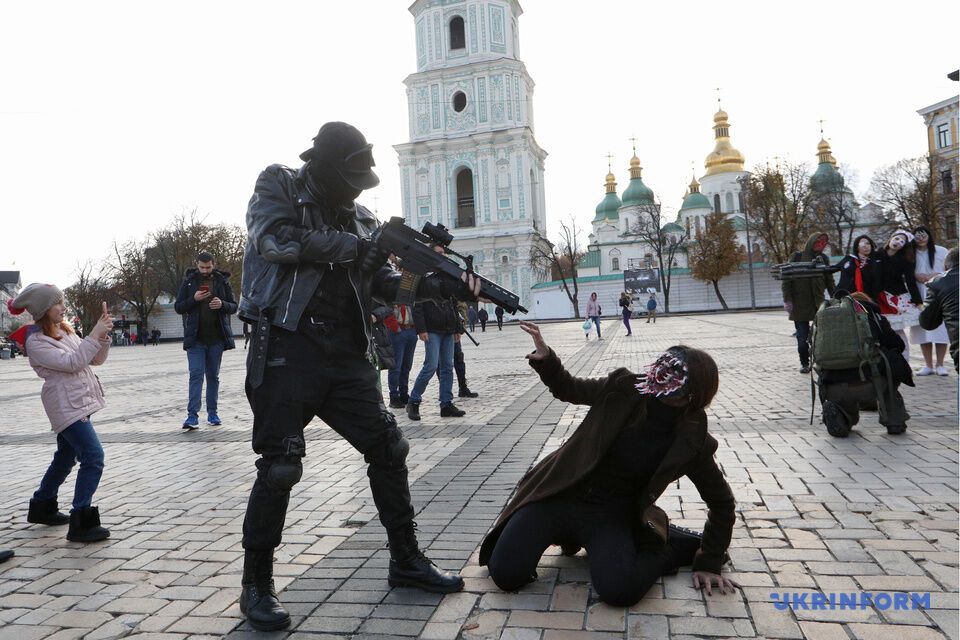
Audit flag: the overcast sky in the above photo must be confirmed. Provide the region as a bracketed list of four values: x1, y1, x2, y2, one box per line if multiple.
[2, 0, 957, 286]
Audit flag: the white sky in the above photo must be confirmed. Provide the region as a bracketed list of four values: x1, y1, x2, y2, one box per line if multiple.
[2, 0, 958, 286]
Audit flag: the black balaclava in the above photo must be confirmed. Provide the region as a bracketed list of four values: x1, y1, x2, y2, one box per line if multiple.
[306, 159, 362, 207]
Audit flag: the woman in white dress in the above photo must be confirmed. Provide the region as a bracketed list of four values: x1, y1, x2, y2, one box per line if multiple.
[909, 225, 950, 376]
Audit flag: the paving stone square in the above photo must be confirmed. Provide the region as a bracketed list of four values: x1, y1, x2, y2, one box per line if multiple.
[1, 311, 957, 639]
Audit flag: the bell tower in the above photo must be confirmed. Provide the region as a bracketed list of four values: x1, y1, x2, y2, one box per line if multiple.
[394, 0, 548, 311]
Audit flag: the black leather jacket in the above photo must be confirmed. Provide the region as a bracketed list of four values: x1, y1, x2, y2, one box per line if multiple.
[239, 164, 459, 349]
[920, 266, 959, 370]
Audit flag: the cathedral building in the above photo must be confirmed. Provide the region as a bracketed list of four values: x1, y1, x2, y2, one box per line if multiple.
[394, 0, 549, 312]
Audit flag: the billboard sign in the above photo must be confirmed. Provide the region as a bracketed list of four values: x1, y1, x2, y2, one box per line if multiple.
[624, 268, 660, 292]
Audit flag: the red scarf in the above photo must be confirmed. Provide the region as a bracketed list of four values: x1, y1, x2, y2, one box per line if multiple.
[854, 259, 864, 293]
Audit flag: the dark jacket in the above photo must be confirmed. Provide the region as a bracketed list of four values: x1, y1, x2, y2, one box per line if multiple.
[835, 254, 881, 301]
[877, 250, 922, 303]
[413, 299, 460, 335]
[478, 349, 736, 575]
[478, 308, 489, 322]
[238, 164, 455, 346]
[782, 233, 836, 322]
[174, 269, 237, 350]
[920, 266, 959, 371]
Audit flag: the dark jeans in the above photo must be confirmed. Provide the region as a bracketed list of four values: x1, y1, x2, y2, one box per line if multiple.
[820, 377, 908, 428]
[496, 315, 503, 330]
[242, 325, 413, 551]
[590, 316, 601, 338]
[622, 310, 632, 335]
[487, 489, 675, 607]
[436, 339, 467, 390]
[187, 341, 225, 417]
[794, 321, 811, 367]
[33, 419, 105, 510]
[387, 328, 417, 400]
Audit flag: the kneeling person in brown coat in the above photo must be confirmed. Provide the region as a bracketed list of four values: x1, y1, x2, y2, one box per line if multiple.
[480, 321, 738, 606]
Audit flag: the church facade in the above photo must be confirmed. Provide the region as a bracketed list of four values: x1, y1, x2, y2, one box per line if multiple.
[394, 0, 549, 312]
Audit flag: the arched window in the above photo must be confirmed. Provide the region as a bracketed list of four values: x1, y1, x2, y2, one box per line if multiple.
[695, 216, 702, 237]
[452, 91, 467, 112]
[725, 192, 735, 213]
[455, 168, 475, 228]
[500, 254, 509, 265]
[713, 194, 721, 214]
[611, 257, 620, 271]
[449, 16, 466, 50]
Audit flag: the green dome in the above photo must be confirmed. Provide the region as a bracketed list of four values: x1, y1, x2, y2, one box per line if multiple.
[593, 192, 622, 221]
[662, 221, 684, 234]
[622, 177, 655, 207]
[811, 161, 844, 193]
[679, 191, 711, 211]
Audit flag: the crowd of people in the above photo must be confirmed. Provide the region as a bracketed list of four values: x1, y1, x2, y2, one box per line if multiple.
[6, 121, 956, 631]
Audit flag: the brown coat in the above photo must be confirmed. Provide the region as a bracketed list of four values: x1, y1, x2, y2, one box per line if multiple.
[478, 349, 736, 575]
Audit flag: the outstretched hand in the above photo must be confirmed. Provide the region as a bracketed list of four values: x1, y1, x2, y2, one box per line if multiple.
[519, 320, 549, 361]
[692, 571, 740, 596]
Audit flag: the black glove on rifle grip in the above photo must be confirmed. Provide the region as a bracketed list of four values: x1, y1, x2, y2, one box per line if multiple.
[357, 236, 389, 273]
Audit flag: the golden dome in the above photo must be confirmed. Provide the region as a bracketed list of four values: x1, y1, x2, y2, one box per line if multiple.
[629, 154, 642, 179]
[816, 138, 837, 166]
[704, 109, 745, 176]
[689, 175, 701, 193]
[604, 171, 617, 194]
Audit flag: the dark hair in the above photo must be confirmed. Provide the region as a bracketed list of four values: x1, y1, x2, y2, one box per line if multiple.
[670, 345, 719, 413]
[196, 251, 215, 264]
[851, 234, 876, 257]
[912, 225, 936, 269]
[945, 247, 959, 271]
[884, 232, 915, 264]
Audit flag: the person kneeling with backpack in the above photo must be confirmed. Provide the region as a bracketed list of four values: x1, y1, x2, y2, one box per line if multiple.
[812, 291, 913, 437]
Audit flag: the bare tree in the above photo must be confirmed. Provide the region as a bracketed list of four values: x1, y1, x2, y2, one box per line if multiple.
[742, 162, 815, 264]
[529, 215, 586, 318]
[809, 165, 859, 256]
[629, 203, 687, 312]
[64, 261, 118, 335]
[688, 213, 741, 310]
[868, 155, 958, 240]
[108, 240, 163, 334]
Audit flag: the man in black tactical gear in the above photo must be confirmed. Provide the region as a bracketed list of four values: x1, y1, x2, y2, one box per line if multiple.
[238, 122, 480, 631]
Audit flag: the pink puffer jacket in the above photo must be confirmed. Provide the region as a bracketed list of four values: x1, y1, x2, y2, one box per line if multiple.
[26, 331, 110, 433]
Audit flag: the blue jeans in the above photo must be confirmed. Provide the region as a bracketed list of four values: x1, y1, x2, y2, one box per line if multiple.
[387, 328, 418, 400]
[590, 316, 601, 338]
[409, 332, 454, 405]
[34, 419, 105, 510]
[187, 342, 224, 417]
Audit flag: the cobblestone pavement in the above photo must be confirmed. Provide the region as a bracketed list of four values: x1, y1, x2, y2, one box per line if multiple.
[0, 311, 956, 640]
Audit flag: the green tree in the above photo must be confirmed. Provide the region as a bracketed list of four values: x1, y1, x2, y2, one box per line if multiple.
[689, 212, 741, 310]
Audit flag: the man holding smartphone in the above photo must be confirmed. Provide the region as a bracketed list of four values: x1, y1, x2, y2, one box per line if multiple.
[174, 251, 238, 429]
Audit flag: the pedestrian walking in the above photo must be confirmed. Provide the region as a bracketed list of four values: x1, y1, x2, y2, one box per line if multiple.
[174, 251, 237, 429]
[495, 305, 505, 330]
[585, 292, 602, 339]
[619, 292, 633, 336]
[385, 303, 418, 408]
[781, 232, 836, 374]
[478, 307, 489, 332]
[8, 285, 113, 543]
[437, 302, 478, 399]
[646, 293, 657, 323]
[237, 122, 480, 630]
[467, 305, 478, 333]
[481, 321, 738, 606]
[919, 248, 958, 372]
[909, 226, 950, 376]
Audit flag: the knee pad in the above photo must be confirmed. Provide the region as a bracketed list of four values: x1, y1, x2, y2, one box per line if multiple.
[365, 422, 409, 469]
[264, 459, 302, 492]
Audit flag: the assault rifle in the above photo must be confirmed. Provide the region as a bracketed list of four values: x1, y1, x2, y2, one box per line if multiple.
[770, 259, 838, 282]
[374, 216, 528, 314]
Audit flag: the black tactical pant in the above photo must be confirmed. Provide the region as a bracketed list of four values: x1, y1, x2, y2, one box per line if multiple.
[242, 324, 414, 551]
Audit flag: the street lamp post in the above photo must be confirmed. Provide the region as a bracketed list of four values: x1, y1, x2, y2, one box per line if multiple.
[736, 175, 757, 309]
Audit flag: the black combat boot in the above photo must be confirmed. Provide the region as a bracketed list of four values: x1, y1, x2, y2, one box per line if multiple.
[387, 524, 464, 593]
[406, 401, 421, 421]
[239, 550, 290, 631]
[66, 506, 110, 542]
[27, 498, 70, 526]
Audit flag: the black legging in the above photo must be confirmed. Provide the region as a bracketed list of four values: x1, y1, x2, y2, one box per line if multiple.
[487, 489, 677, 607]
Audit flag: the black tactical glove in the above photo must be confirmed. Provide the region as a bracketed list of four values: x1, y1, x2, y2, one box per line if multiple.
[356, 237, 390, 273]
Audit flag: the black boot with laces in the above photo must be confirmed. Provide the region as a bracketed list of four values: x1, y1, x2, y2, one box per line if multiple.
[387, 524, 464, 593]
[239, 550, 290, 631]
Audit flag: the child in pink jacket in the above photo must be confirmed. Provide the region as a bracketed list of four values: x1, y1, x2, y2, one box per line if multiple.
[8, 284, 115, 542]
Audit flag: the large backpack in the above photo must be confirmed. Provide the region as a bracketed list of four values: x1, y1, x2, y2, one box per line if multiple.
[811, 296, 879, 373]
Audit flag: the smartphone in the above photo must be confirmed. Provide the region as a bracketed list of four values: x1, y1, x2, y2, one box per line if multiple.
[199, 285, 210, 293]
